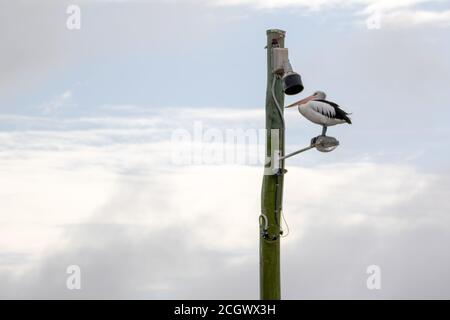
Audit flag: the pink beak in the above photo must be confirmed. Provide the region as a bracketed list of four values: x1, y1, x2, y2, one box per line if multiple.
[285, 94, 316, 108]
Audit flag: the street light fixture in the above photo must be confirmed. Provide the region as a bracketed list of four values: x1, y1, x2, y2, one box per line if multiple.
[272, 47, 304, 95]
[279, 135, 340, 162]
[281, 60, 303, 95]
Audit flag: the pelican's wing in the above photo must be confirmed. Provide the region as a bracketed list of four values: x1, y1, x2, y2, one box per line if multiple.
[315, 100, 352, 124]
[309, 101, 337, 119]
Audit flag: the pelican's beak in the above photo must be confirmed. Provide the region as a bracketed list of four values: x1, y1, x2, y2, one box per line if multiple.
[285, 94, 316, 108]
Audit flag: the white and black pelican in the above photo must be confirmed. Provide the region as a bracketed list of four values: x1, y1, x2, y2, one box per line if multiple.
[285, 91, 352, 135]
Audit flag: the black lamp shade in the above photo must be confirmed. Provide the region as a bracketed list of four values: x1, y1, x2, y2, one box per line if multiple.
[282, 73, 304, 95]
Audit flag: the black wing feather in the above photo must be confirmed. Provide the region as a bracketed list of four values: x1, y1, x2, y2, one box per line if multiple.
[316, 99, 352, 124]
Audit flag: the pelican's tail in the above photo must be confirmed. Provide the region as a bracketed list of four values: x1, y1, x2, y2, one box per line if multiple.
[343, 114, 352, 124]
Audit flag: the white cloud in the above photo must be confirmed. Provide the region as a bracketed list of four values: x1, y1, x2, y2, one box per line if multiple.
[92, 0, 450, 26]
[208, 0, 340, 9]
[0, 111, 449, 298]
[381, 9, 450, 26]
[206, 0, 450, 27]
[361, 0, 438, 14]
[37, 90, 74, 114]
[208, 0, 441, 10]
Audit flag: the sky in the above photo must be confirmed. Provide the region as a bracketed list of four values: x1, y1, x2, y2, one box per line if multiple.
[0, 0, 450, 299]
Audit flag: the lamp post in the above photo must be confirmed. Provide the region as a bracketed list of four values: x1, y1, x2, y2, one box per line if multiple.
[260, 29, 339, 300]
[260, 29, 285, 301]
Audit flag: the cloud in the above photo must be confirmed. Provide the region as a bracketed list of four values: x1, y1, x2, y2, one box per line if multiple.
[0, 112, 449, 299]
[381, 9, 450, 26]
[361, 0, 440, 14]
[0, 0, 227, 95]
[205, 0, 450, 27]
[37, 90, 74, 114]
[100, 0, 449, 16]
[208, 0, 442, 11]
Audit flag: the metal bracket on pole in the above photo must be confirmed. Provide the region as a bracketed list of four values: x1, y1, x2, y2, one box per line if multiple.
[279, 135, 340, 162]
[279, 144, 315, 161]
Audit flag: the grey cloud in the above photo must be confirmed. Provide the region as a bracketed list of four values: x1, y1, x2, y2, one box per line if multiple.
[0, 0, 227, 97]
[0, 2, 68, 90]
[1, 164, 449, 299]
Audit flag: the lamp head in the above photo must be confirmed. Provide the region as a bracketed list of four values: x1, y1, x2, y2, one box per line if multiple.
[313, 136, 340, 153]
[282, 72, 304, 95]
[281, 60, 304, 95]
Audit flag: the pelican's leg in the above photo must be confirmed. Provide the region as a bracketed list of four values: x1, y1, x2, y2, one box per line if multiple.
[322, 126, 327, 136]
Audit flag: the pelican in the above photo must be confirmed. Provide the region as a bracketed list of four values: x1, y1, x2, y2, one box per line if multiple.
[285, 91, 351, 136]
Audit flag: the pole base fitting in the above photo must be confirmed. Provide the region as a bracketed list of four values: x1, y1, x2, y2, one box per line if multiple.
[275, 168, 288, 176]
[261, 231, 279, 241]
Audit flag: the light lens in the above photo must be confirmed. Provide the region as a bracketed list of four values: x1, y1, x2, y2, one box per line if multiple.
[314, 136, 339, 153]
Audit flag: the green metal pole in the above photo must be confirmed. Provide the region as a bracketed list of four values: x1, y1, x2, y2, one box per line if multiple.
[260, 29, 286, 300]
